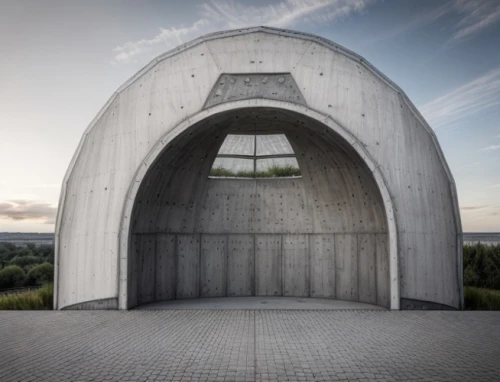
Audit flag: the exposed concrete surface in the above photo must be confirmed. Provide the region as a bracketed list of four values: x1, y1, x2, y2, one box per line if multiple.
[56, 28, 462, 312]
[135, 297, 385, 310]
[204, 73, 306, 108]
[1, 311, 499, 381]
[129, 109, 391, 310]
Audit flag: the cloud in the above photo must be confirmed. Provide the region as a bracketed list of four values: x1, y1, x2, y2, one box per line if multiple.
[113, 19, 212, 63]
[418, 67, 500, 129]
[489, 184, 500, 188]
[199, 0, 375, 29]
[112, 0, 376, 63]
[0, 200, 57, 224]
[111, 0, 500, 63]
[460, 204, 500, 216]
[367, 0, 500, 45]
[480, 145, 500, 151]
[365, 2, 453, 44]
[452, 0, 500, 40]
[460, 205, 490, 211]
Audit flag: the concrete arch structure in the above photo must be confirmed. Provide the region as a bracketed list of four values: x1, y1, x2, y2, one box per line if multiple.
[55, 27, 463, 311]
[122, 102, 397, 310]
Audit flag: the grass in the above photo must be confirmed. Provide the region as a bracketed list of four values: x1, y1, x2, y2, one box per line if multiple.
[464, 286, 500, 310]
[0, 283, 53, 310]
[209, 167, 237, 177]
[210, 165, 301, 178]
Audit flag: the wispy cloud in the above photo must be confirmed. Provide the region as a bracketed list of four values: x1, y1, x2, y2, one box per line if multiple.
[368, 0, 500, 45]
[0, 200, 57, 224]
[480, 144, 500, 151]
[461, 204, 500, 211]
[419, 68, 500, 129]
[365, 2, 453, 44]
[489, 184, 500, 188]
[460, 205, 490, 211]
[112, 0, 499, 63]
[112, 0, 376, 63]
[453, 0, 500, 40]
[200, 0, 375, 29]
[113, 19, 211, 63]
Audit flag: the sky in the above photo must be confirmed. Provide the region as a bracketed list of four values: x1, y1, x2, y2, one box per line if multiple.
[0, 0, 499, 233]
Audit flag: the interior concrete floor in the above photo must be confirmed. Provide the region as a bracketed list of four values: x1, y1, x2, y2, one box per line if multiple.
[135, 297, 386, 310]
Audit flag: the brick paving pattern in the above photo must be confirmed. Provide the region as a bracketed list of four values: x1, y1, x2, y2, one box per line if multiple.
[0, 310, 499, 381]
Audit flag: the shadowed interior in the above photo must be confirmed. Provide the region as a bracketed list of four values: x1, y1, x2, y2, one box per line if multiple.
[128, 108, 389, 308]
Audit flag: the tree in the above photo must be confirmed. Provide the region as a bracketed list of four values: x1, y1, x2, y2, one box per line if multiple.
[8, 255, 43, 271]
[0, 265, 26, 289]
[0, 243, 16, 266]
[26, 262, 54, 286]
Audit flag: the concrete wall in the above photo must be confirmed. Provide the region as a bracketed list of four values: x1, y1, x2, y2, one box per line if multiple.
[55, 27, 462, 310]
[126, 109, 390, 308]
[130, 232, 389, 306]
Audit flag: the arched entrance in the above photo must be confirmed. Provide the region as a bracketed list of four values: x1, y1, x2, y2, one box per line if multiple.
[119, 100, 399, 310]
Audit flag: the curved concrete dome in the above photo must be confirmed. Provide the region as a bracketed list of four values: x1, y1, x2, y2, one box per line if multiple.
[55, 27, 463, 310]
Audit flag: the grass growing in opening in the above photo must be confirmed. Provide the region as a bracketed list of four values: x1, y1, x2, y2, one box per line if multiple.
[235, 170, 257, 178]
[210, 165, 301, 178]
[209, 167, 236, 177]
[464, 287, 500, 310]
[0, 283, 53, 310]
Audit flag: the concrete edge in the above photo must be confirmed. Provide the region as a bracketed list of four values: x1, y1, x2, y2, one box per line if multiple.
[61, 298, 118, 310]
[401, 298, 458, 311]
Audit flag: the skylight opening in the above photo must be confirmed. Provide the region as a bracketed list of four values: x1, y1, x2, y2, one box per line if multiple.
[209, 134, 301, 178]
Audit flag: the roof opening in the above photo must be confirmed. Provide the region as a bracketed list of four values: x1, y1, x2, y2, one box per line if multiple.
[209, 134, 301, 178]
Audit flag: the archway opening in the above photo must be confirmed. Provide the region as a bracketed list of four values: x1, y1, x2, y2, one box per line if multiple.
[209, 133, 302, 178]
[127, 107, 390, 309]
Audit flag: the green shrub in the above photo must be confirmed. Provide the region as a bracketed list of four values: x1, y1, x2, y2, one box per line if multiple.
[0, 283, 53, 310]
[8, 255, 43, 270]
[26, 262, 54, 286]
[0, 243, 54, 268]
[464, 287, 500, 310]
[0, 265, 26, 289]
[463, 243, 500, 290]
[0, 243, 16, 264]
[38, 245, 54, 262]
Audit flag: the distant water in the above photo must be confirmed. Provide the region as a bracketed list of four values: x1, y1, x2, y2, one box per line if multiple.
[0, 232, 54, 246]
[1, 232, 499, 246]
[463, 233, 500, 246]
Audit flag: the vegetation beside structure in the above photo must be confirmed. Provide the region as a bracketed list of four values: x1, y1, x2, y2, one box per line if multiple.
[463, 243, 500, 290]
[464, 287, 500, 310]
[210, 165, 301, 178]
[462, 243, 500, 310]
[0, 283, 53, 310]
[0, 265, 27, 289]
[0, 243, 54, 290]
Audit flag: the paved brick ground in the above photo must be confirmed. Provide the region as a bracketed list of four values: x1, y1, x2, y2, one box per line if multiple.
[0, 310, 499, 381]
